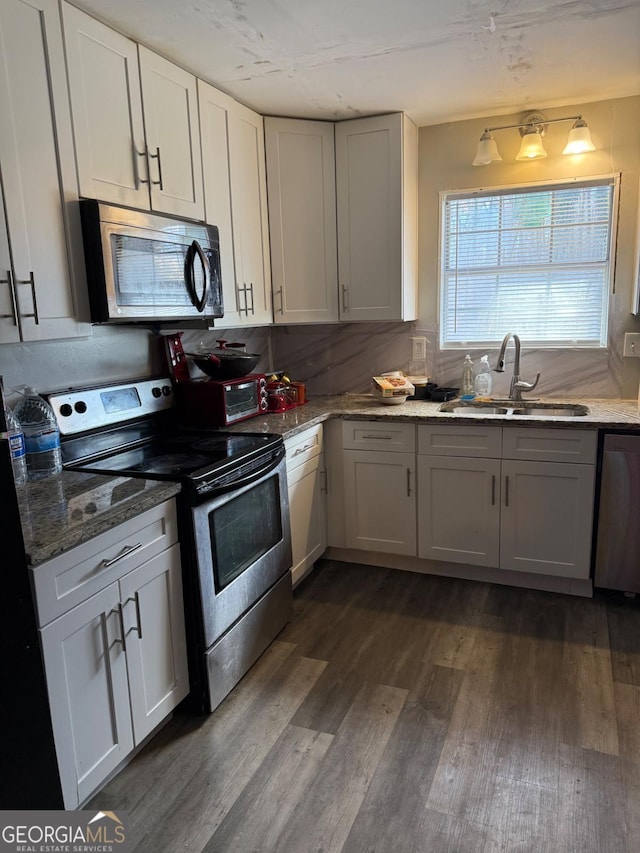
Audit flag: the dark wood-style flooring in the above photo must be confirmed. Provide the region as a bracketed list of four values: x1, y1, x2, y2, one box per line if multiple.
[91, 560, 640, 852]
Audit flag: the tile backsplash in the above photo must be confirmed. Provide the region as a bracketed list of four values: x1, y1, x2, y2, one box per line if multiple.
[271, 293, 634, 400]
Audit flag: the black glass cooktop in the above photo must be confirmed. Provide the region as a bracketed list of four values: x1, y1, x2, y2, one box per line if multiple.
[65, 429, 283, 489]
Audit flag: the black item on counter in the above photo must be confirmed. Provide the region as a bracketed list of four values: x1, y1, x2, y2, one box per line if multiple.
[409, 382, 439, 400]
[429, 387, 460, 402]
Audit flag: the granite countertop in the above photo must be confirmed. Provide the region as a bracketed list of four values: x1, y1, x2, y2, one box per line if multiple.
[20, 393, 640, 566]
[19, 471, 181, 566]
[226, 394, 640, 439]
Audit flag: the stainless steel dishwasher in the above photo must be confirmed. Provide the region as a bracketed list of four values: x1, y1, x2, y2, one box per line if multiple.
[594, 432, 640, 593]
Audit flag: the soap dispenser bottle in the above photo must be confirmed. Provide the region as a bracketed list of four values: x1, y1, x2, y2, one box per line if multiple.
[474, 355, 493, 397]
[461, 354, 474, 399]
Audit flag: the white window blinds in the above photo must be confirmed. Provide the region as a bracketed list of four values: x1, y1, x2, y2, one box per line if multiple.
[440, 177, 617, 348]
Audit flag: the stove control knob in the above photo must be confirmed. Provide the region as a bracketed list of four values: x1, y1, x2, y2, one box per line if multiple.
[162, 385, 172, 396]
[152, 386, 162, 398]
[59, 404, 73, 417]
[74, 401, 87, 414]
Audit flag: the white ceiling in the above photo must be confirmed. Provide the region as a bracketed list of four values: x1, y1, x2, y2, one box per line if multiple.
[70, 0, 640, 126]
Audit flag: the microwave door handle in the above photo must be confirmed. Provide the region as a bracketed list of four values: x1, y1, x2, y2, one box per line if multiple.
[185, 240, 209, 313]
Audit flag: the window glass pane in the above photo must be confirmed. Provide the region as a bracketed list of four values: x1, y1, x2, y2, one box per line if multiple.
[441, 179, 615, 348]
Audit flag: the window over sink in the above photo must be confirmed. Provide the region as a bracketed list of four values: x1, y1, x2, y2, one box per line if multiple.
[439, 175, 619, 349]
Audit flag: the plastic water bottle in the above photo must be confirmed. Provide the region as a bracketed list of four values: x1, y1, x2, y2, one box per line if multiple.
[3, 405, 28, 486]
[474, 355, 493, 397]
[461, 354, 475, 399]
[13, 387, 62, 480]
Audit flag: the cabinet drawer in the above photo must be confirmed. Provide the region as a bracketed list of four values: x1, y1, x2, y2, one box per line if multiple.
[418, 424, 502, 458]
[342, 420, 416, 452]
[502, 427, 597, 464]
[285, 424, 323, 471]
[31, 499, 178, 627]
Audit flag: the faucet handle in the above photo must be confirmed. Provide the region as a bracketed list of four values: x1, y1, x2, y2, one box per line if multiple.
[513, 373, 541, 394]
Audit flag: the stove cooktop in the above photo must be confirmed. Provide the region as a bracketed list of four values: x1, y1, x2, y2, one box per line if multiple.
[66, 430, 283, 491]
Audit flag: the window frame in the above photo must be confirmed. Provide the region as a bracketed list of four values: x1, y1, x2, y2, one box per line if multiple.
[438, 174, 620, 350]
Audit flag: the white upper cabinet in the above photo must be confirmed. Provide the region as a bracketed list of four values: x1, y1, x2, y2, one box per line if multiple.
[197, 79, 236, 322]
[138, 46, 204, 220]
[264, 112, 417, 325]
[335, 113, 418, 322]
[62, 4, 147, 210]
[200, 85, 272, 326]
[226, 101, 273, 326]
[0, 0, 89, 344]
[63, 4, 204, 221]
[265, 118, 339, 324]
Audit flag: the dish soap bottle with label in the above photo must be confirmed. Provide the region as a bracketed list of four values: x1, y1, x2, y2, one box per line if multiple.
[461, 354, 475, 399]
[474, 355, 493, 398]
[13, 387, 62, 480]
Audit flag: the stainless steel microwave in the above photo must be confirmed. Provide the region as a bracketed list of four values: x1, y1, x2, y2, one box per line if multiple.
[79, 200, 223, 323]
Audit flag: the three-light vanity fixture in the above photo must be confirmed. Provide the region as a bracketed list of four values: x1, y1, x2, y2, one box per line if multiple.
[473, 112, 596, 166]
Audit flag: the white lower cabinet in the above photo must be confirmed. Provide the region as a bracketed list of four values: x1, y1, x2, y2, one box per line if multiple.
[418, 454, 501, 567]
[32, 500, 188, 808]
[499, 459, 596, 575]
[341, 421, 417, 556]
[285, 425, 327, 585]
[417, 425, 597, 579]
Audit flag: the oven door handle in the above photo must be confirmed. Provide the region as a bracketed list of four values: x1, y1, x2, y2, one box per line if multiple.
[198, 447, 286, 497]
[185, 239, 209, 313]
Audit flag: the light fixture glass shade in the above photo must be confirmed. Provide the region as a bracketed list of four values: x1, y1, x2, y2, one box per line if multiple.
[562, 119, 596, 154]
[472, 132, 503, 166]
[515, 128, 547, 160]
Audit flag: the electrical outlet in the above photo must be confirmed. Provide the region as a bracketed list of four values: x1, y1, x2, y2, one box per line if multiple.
[410, 336, 427, 362]
[623, 332, 640, 357]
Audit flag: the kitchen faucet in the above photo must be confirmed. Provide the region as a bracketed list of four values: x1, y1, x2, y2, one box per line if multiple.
[494, 333, 540, 402]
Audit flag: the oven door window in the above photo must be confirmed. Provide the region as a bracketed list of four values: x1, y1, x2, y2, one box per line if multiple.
[209, 476, 283, 591]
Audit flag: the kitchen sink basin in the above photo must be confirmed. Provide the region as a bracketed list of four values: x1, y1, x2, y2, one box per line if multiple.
[439, 400, 590, 418]
[511, 404, 589, 417]
[447, 406, 510, 415]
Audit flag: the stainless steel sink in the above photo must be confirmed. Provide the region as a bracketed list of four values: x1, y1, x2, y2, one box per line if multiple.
[447, 406, 509, 415]
[439, 400, 589, 418]
[511, 404, 589, 417]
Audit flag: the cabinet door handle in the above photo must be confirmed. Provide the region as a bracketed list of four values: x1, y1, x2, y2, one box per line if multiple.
[362, 433, 393, 440]
[320, 468, 328, 494]
[16, 272, 39, 324]
[237, 283, 250, 316]
[134, 144, 148, 186]
[0, 270, 18, 326]
[504, 475, 510, 507]
[491, 474, 496, 506]
[101, 542, 143, 569]
[124, 592, 143, 639]
[342, 285, 348, 312]
[149, 146, 164, 190]
[102, 606, 127, 652]
[407, 468, 412, 497]
[293, 443, 315, 456]
[275, 287, 283, 314]
[248, 282, 255, 315]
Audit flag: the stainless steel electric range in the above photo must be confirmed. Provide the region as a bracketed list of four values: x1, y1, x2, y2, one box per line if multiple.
[48, 377, 293, 713]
